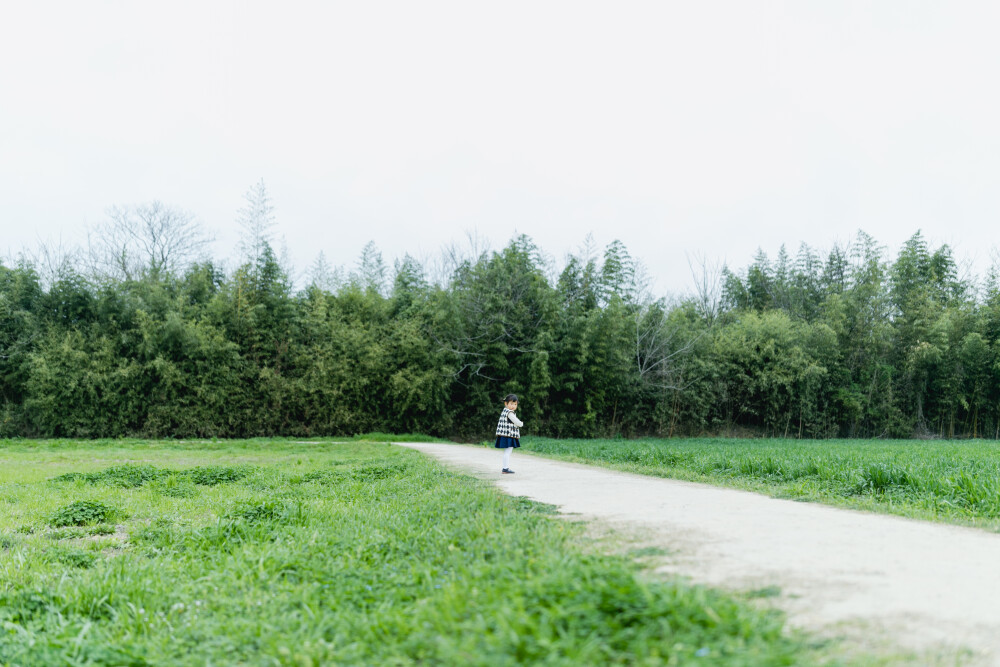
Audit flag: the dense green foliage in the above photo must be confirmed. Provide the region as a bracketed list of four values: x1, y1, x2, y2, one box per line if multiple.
[48, 500, 123, 527]
[524, 437, 1000, 531]
[0, 440, 821, 665]
[5, 224, 1000, 438]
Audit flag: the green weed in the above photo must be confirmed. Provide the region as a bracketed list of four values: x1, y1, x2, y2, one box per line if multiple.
[298, 469, 344, 484]
[184, 464, 255, 486]
[350, 460, 410, 480]
[149, 474, 197, 498]
[52, 548, 98, 569]
[49, 500, 123, 527]
[46, 526, 87, 540]
[852, 462, 915, 495]
[54, 463, 165, 488]
[525, 436, 1000, 530]
[227, 499, 304, 525]
[511, 496, 559, 515]
[0, 439, 830, 665]
[0, 591, 62, 624]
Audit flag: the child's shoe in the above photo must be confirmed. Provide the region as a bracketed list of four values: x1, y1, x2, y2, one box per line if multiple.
[502, 468, 515, 474]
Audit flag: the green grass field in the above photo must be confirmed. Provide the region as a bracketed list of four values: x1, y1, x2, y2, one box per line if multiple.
[0, 438, 833, 666]
[521, 437, 1000, 532]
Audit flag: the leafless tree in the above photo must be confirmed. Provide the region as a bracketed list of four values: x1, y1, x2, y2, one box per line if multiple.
[23, 236, 82, 288]
[87, 201, 211, 281]
[430, 230, 491, 286]
[634, 252, 717, 393]
[687, 251, 724, 323]
[633, 297, 700, 391]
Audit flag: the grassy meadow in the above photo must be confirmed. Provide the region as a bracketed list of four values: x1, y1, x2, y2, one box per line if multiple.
[521, 437, 1000, 531]
[0, 438, 834, 666]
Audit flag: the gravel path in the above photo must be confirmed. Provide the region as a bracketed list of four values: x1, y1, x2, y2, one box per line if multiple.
[396, 442, 1000, 665]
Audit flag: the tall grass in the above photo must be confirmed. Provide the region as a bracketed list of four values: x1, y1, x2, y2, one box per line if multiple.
[523, 437, 1000, 531]
[0, 439, 826, 665]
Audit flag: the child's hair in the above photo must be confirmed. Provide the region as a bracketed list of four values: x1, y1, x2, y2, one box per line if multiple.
[503, 394, 519, 403]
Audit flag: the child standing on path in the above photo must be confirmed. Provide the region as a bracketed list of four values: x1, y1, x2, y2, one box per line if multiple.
[495, 394, 523, 474]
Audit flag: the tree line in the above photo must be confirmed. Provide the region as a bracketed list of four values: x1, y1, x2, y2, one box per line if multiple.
[2, 189, 999, 439]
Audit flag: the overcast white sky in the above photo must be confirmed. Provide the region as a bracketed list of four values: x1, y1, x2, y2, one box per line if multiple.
[2, 1, 999, 295]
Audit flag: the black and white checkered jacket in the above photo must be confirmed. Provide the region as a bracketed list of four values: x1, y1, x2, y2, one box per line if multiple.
[495, 407, 521, 438]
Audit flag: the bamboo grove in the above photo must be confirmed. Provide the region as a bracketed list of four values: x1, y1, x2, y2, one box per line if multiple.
[3, 216, 1000, 439]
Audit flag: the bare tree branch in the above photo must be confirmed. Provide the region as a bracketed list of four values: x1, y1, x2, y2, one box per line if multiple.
[87, 201, 211, 281]
[23, 237, 82, 288]
[687, 251, 723, 323]
[634, 298, 703, 391]
[430, 230, 491, 286]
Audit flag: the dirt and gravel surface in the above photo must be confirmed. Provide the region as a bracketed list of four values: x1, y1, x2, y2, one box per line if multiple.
[397, 442, 1000, 665]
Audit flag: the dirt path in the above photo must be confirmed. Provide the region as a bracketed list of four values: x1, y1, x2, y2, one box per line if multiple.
[396, 442, 1000, 665]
